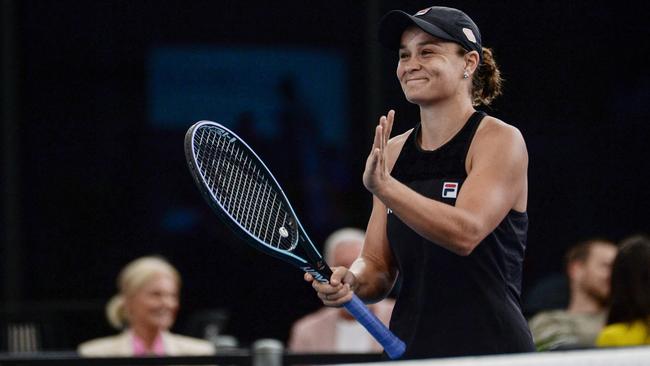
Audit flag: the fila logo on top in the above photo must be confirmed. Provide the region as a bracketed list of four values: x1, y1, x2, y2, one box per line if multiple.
[442, 182, 459, 198]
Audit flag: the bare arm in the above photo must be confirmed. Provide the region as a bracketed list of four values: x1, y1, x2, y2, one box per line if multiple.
[364, 114, 528, 256]
[307, 111, 404, 306]
[347, 194, 399, 302]
[349, 111, 404, 302]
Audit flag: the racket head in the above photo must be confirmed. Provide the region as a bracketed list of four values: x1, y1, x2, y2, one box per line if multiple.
[184, 120, 325, 273]
[185, 121, 405, 358]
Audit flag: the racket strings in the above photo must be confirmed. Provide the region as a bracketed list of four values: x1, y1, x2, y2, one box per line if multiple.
[193, 128, 297, 251]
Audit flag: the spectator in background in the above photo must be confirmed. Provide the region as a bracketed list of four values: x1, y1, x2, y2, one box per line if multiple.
[289, 228, 395, 353]
[78, 256, 215, 356]
[529, 239, 617, 350]
[597, 235, 650, 346]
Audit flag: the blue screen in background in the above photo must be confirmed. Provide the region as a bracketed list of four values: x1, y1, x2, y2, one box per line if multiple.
[148, 46, 348, 145]
[149, 46, 351, 236]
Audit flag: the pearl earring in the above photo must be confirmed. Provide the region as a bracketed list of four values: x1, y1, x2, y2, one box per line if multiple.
[463, 71, 469, 79]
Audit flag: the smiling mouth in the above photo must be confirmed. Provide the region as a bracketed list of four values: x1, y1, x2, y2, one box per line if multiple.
[405, 78, 428, 84]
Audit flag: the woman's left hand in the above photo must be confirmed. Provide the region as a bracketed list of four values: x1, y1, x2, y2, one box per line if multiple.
[363, 110, 395, 195]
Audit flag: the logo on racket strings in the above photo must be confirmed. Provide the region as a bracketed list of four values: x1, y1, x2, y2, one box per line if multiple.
[212, 128, 237, 143]
[279, 227, 289, 238]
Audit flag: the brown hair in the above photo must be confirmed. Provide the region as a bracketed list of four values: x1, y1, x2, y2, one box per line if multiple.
[564, 238, 615, 271]
[459, 47, 503, 106]
[606, 235, 650, 332]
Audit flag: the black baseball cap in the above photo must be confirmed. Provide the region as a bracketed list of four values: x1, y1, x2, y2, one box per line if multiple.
[378, 6, 482, 62]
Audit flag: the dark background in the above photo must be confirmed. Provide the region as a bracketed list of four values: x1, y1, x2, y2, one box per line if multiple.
[2, 0, 649, 351]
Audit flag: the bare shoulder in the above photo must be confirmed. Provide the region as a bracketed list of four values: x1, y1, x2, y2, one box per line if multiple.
[471, 116, 527, 162]
[386, 128, 414, 171]
[476, 116, 525, 144]
[389, 128, 413, 143]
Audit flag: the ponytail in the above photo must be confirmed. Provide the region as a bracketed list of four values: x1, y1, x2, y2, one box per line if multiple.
[471, 47, 503, 106]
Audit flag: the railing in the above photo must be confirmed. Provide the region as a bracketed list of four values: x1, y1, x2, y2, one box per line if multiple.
[0, 351, 384, 365]
[2, 347, 650, 366]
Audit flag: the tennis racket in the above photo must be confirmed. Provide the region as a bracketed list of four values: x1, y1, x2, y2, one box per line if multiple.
[184, 120, 405, 359]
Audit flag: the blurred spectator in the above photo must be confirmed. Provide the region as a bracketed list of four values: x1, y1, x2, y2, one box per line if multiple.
[596, 235, 650, 347]
[78, 256, 215, 356]
[288, 228, 394, 353]
[528, 239, 617, 350]
[522, 272, 569, 318]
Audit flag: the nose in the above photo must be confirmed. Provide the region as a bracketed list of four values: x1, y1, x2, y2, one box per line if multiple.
[398, 58, 420, 81]
[402, 56, 421, 73]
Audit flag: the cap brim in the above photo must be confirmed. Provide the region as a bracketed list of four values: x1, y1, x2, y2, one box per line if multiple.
[378, 10, 457, 50]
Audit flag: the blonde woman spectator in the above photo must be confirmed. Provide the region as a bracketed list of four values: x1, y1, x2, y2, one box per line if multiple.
[78, 256, 215, 356]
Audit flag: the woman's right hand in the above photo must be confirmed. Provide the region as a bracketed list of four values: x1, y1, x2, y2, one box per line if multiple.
[363, 110, 395, 196]
[304, 267, 358, 307]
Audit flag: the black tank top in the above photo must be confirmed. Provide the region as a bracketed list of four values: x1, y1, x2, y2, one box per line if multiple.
[386, 111, 534, 359]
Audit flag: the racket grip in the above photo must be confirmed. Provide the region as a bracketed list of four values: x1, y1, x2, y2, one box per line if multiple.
[343, 294, 405, 359]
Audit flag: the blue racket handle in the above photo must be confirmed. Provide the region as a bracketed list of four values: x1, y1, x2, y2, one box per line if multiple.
[343, 294, 405, 359]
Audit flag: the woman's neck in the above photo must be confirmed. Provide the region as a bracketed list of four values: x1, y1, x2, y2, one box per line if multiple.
[131, 325, 161, 348]
[418, 97, 475, 151]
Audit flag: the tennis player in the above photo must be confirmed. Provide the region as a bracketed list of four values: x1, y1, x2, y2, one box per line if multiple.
[307, 6, 535, 358]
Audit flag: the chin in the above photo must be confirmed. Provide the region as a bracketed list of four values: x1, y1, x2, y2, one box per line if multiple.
[402, 88, 433, 103]
[405, 96, 436, 106]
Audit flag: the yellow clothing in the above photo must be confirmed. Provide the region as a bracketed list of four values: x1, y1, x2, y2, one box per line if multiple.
[596, 321, 650, 347]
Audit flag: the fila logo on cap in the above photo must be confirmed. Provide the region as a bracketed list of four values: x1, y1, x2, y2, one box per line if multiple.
[462, 28, 477, 43]
[415, 7, 432, 16]
[442, 182, 459, 198]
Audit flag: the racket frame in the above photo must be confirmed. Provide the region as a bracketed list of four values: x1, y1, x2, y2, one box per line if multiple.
[184, 120, 405, 359]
